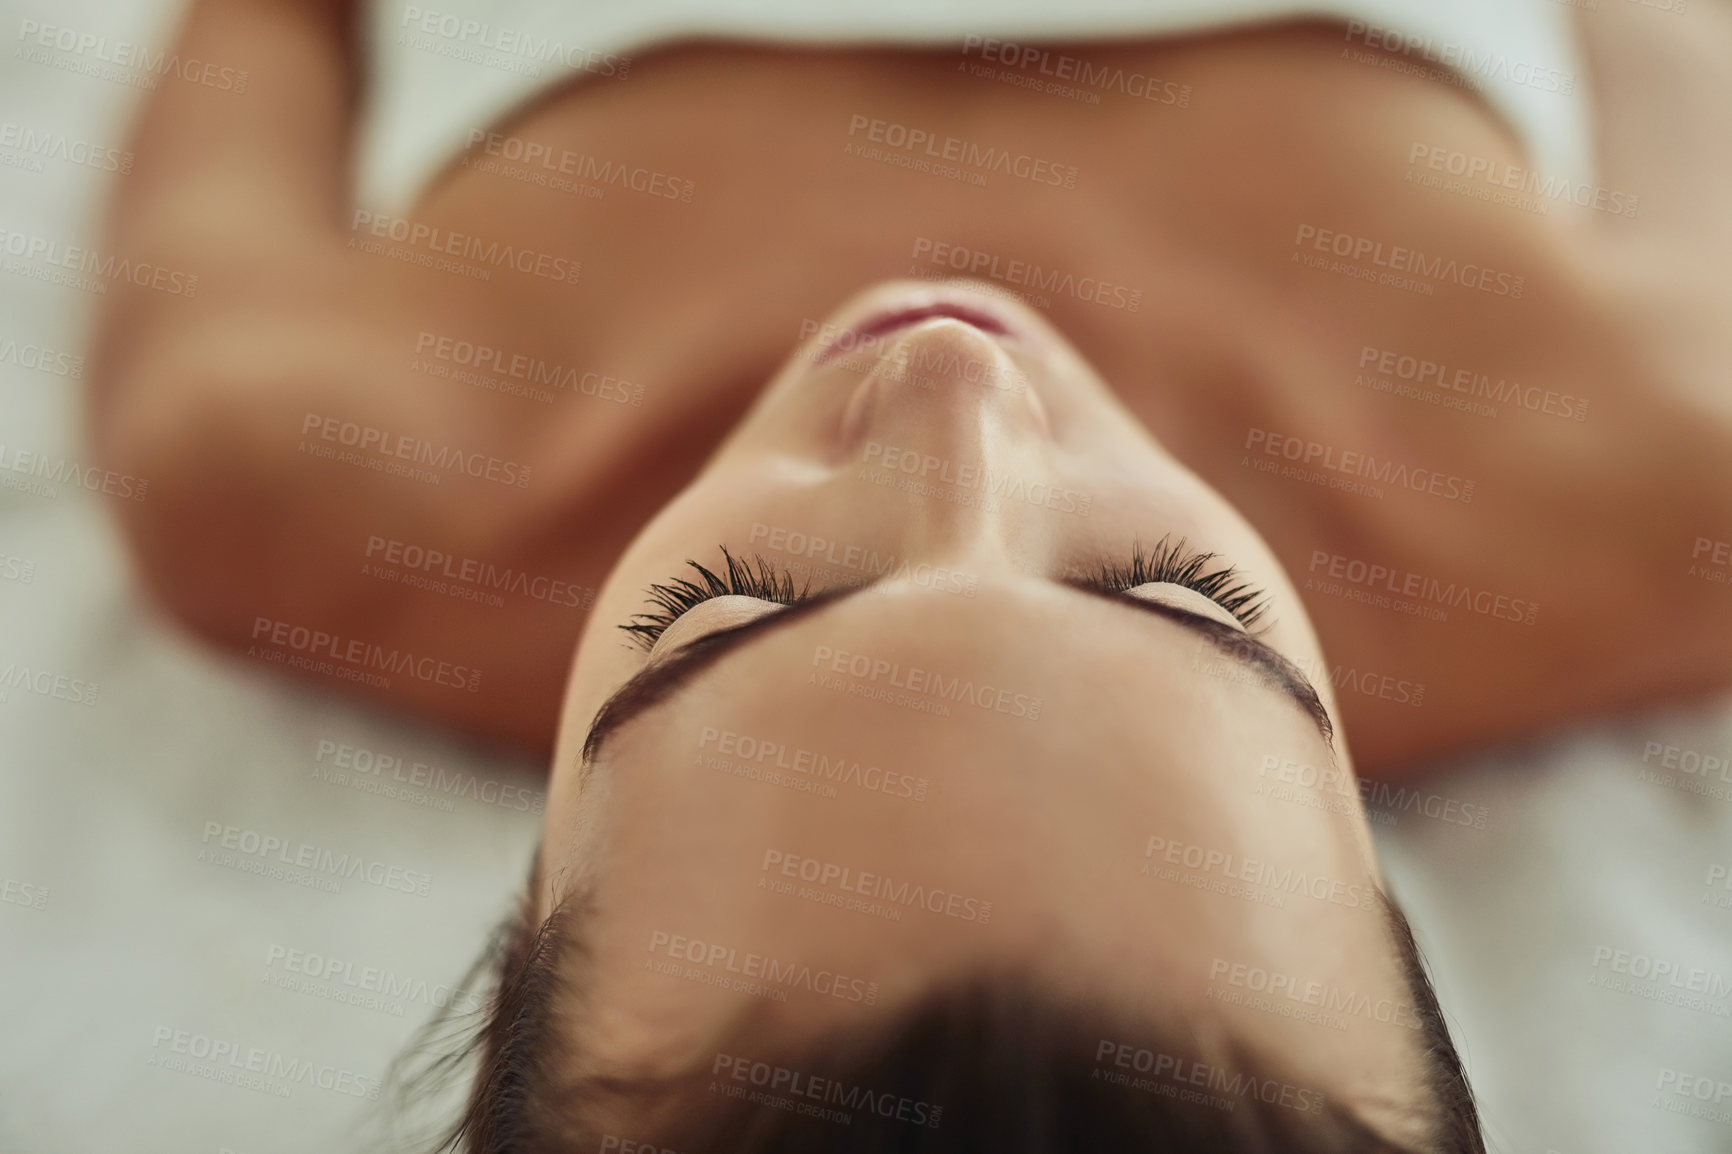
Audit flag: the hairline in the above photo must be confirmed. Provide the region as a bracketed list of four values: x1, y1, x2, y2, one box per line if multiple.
[458, 867, 1462, 1149]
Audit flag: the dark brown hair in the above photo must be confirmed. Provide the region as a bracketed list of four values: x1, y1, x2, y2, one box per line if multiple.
[389, 855, 1483, 1154]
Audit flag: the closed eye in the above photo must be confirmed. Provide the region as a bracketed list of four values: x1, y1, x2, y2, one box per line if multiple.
[587, 572, 1324, 770]
[621, 536, 1271, 654]
[1067, 536, 1270, 631]
[621, 547, 811, 652]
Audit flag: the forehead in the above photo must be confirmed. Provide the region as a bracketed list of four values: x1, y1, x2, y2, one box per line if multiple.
[559, 582, 1383, 1073]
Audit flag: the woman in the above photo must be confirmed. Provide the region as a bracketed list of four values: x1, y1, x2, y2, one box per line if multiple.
[382, 284, 1485, 1150]
[84, 0, 1732, 1148]
[91, 0, 1732, 774]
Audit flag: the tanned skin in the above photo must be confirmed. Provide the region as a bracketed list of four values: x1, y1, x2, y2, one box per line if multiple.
[88, 0, 1732, 775]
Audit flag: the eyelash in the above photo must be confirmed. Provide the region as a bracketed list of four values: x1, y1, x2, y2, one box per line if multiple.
[621, 547, 810, 651]
[620, 535, 1269, 650]
[1072, 535, 1270, 631]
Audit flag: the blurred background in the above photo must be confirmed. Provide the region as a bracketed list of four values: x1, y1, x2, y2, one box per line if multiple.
[2, 0, 1730, 1151]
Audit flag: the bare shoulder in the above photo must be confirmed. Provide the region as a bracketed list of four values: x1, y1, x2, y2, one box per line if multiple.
[83, 0, 612, 748]
[90, 234, 597, 745]
[1097, 25, 1732, 775]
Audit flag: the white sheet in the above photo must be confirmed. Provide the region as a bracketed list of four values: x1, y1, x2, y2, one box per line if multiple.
[1, 1, 1728, 1151]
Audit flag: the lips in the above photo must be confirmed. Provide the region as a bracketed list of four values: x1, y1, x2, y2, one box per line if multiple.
[813, 302, 1015, 365]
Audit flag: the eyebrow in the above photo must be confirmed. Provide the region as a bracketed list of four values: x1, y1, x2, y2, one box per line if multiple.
[1066, 585, 1333, 743]
[580, 582, 1332, 769]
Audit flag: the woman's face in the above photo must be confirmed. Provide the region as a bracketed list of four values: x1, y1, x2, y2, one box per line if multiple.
[537, 279, 1422, 1134]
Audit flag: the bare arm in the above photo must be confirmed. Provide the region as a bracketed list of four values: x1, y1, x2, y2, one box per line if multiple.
[88, 0, 593, 751]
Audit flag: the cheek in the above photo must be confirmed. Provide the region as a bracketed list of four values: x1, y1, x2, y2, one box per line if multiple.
[635, 462, 791, 551]
[638, 466, 876, 574]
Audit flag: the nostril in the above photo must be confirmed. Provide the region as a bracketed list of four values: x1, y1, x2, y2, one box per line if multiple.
[827, 314, 1052, 462]
[877, 320, 1019, 400]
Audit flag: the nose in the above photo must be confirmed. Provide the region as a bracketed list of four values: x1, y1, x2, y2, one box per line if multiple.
[843, 319, 1054, 561]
